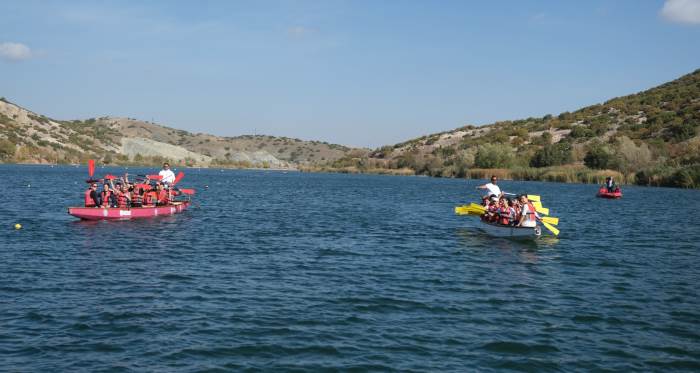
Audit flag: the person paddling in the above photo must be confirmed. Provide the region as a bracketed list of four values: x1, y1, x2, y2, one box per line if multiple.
[477, 175, 502, 199]
[517, 194, 538, 228]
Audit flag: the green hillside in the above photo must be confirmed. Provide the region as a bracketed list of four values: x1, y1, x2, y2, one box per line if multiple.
[309, 69, 700, 188]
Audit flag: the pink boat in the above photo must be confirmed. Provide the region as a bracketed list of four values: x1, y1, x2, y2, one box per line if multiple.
[68, 202, 190, 220]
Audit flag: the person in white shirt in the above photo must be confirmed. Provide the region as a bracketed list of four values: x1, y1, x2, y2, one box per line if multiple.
[517, 194, 538, 228]
[158, 162, 176, 185]
[476, 175, 502, 198]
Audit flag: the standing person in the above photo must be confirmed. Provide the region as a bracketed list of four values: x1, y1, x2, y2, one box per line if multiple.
[158, 162, 176, 185]
[476, 175, 502, 199]
[84, 183, 99, 207]
[605, 176, 615, 193]
[517, 195, 538, 228]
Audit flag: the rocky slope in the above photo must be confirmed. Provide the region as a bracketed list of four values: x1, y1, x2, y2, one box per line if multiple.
[0, 98, 358, 168]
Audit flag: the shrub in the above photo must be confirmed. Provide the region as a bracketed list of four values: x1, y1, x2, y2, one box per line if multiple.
[529, 142, 572, 167]
[474, 143, 514, 168]
[0, 139, 15, 160]
[584, 145, 614, 169]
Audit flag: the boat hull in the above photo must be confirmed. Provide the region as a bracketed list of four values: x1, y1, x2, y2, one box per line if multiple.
[478, 220, 541, 239]
[68, 202, 190, 220]
[597, 188, 622, 199]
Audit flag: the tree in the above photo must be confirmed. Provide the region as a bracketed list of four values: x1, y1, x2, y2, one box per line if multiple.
[474, 144, 514, 168]
[529, 142, 572, 167]
[584, 145, 613, 169]
[614, 136, 653, 173]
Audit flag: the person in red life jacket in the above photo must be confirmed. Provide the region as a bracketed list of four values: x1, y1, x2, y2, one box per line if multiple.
[486, 198, 499, 223]
[155, 182, 170, 206]
[507, 199, 518, 226]
[115, 184, 131, 209]
[84, 183, 99, 207]
[142, 182, 158, 206]
[497, 197, 510, 225]
[99, 184, 113, 208]
[517, 194, 539, 228]
[130, 185, 144, 207]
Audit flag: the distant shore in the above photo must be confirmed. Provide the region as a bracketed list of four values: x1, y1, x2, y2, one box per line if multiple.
[0, 162, 299, 172]
[301, 164, 700, 189]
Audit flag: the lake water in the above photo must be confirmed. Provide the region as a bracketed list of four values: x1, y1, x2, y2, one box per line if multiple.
[1, 164, 699, 371]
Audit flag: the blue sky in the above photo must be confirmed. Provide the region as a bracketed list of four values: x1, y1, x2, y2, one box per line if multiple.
[1, 0, 699, 148]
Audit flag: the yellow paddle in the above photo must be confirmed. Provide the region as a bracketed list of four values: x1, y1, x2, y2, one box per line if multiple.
[542, 221, 559, 236]
[455, 206, 484, 216]
[532, 201, 549, 215]
[541, 216, 559, 225]
[527, 194, 541, 202]
[469, 203, 486, 212]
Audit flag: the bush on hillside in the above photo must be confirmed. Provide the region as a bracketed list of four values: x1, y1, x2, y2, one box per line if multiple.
[0, 139, 15, 160]
[474, 143, 514, 168]
[529, 142, 572, 168]
[584, 144, 614, 169]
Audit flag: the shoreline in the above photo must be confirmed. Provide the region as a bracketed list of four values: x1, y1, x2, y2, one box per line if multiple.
[300, 164, 700, 189]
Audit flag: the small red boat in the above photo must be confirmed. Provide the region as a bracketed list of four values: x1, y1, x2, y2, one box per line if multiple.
[597, 187, 622, 199]
[68, 202, 190, 220]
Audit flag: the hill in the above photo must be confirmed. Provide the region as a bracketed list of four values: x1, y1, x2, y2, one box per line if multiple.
[308, 69, 700, 188]
[0, 98, 359, 169]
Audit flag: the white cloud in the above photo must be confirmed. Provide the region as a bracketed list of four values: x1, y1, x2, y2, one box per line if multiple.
[661, 0, 700, 25]
[0, 42, 32, 61]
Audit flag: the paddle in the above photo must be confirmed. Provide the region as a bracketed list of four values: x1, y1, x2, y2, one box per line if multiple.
[542, 221, 560, 236]
[455, 205, 483, 216]
[172, 171, 184, 185]
[179, 188, 196, 195]
[104, 174, 117, 180]
[88, 159, 95, 177]
[147, 174, 163, 180]
[541, 216, 559, 225]
[469, 203, 486, 212]
[532, 201, 549, 215]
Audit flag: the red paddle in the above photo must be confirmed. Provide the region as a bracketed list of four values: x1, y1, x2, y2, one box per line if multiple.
[88, 159, 95, 177]
[172, 171, 185, 185]
[104, 174, 117, 180]
[179, 188, 195, 195]
[147, 175, 163, 180]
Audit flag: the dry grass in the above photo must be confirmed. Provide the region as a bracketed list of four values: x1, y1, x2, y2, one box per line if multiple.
[467, 165, 629, 184]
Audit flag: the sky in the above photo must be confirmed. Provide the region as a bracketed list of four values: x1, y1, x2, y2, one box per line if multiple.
[1, 0, 699, 148]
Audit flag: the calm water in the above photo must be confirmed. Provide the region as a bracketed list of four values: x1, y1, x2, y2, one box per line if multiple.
[1, 165, 699, 371]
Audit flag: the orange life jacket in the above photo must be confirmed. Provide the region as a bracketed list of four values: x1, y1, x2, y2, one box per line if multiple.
[131, 190, 142, 206]
[157, 190, 169, 205]
[117, 192, 128, 209]
[524, 202, 536, 221]
[144, 191, 158, 205]
[101, 191, 112, 207]
[84, 189, 95, 207]
[499, 206, 510, 225]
